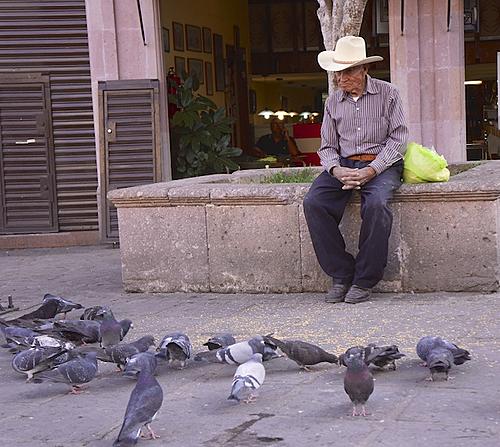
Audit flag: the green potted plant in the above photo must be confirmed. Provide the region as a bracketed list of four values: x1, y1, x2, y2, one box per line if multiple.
[168, 73, 242, 178]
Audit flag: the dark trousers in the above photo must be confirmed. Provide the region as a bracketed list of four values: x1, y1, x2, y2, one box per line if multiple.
[303, 158, 403, 289]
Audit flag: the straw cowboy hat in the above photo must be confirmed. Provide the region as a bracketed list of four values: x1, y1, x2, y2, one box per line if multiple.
[317, 36, 383, 72]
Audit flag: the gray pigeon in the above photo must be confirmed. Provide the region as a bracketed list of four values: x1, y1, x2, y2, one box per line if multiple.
[157, 332, 192, 368]
[203, 333, 236, 350]
[42, 293, 83, 317]
[416, 336, 471, 366]
[343, 347, 374, 416]
[7, 299, 60, 322]
[1, 324, 39, 348]
[113, 362, 163, 446]
[80, 305, 115, 321]
[416, 336, 471, 381]
[123, 352, 158, 379]
[99, 318, 133, 347]
[215, 336, 268, 365]
[263, 335, 338, 370]
[12, 345, 71, 381]
[228, 353, 266, 403]
[32, 351, 98, 394]
[339, 344, 405, 370]
[105, 336, 156, 369]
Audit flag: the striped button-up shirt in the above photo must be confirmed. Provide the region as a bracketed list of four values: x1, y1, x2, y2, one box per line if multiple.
[318, 75, 409, 175]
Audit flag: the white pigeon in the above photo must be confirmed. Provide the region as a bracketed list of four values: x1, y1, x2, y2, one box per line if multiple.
[228, 353, 265, 403]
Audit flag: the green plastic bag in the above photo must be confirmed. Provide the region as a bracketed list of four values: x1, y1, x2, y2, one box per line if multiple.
[402, 142, 450, 183]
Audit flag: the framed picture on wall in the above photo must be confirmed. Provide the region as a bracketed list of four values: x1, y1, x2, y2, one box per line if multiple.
[174, 56, 186, 77]
[185, 25, 202, 52]
[205, 61, 213, 95]
[202, 27, 212, 53]
[173, 22, 184, 51]
[187, 58, 204, 84]
[162, 27, 170, 52]
[213, 33, 225, 92]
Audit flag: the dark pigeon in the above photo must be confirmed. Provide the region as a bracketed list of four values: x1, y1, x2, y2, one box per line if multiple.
[42, 293, 83, 317]
[343, 347, 374, 416]
[99, 319, 133, 348]
[32, 351, 98, 394]
[203, 333, 236, 351]
[123, 352, 158, 379]
[80, 305, 115, 322]
[339, 344, 405, 370]
[263, 335, 338, 370]
[0, 323, 40, 350]
[157, 332, 192, 369]
[48, 319, 101, 344]
[113, 362, 163, 446]
[12, 345, 71, 381]
[228, 353, 266, 403]
[105, 336, 156, 369]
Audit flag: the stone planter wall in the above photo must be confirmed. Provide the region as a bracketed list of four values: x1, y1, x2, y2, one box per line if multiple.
[108, 162, 500, 293]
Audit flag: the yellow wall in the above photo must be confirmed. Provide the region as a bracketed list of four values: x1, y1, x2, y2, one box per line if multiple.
[160, 0, 250, 109]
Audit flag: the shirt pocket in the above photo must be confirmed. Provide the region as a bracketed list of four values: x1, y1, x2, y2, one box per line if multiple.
[361, 116, 389, 144]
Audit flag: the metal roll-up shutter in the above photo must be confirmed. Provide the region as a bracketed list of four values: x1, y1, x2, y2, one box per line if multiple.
[99, 79, 161, 241]
[0, 0, 97, 233]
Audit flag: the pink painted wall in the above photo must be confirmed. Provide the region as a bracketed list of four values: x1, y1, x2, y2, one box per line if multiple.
[85, 0, 171, 189]
[389, 0, 466, 163]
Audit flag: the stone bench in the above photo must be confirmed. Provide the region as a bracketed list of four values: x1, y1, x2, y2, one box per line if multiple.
[108, 161, 500, 293]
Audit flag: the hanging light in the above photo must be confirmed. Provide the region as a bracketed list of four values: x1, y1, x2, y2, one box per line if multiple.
[287, 111, 298, 117]
[274, 110, 289, 120]
[311, 112, 320, 117]
[299, 111, 312, 120]
[258, 108, 274, 119]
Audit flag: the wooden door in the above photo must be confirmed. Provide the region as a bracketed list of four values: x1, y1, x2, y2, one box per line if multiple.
[0, 74, 57, 233]
[98, 80, 161, 241]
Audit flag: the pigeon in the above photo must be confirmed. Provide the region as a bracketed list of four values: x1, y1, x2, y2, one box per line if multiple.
[228, 353, 266, 403]
[416, 336, 471, 366]
[47, 319, 101, 344]
[1, 323, 39, 348]
[9, 299, 60, 322]
[12, 345, 72, 381]
[42, 293, 83, 317]
[157, 332, 192, 368]
[105, 336, 156, 369]
[32, 351, 98, 394]
[263, 335, 338, 370]
[215, 336, 269, 365]
[99, 318, 133, 347]
[339, 344, 405, 370]
[123, 352, 158, 379]
[343, 347, 374, 417]
[80, 305, 115, 321]
[416, 336, 471, 381]
[203, 333, 236, 351]
[113, 361, 163, 446]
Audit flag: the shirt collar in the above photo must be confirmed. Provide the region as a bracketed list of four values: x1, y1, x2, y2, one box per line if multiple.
[337, 75, 379, 102]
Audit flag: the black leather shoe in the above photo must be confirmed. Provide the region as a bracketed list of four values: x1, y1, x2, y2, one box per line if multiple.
[344, 285, 371, 304]
[325, 283, 350, 303]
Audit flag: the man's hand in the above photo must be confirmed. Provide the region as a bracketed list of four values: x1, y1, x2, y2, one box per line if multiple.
[331, 166, 376, 190]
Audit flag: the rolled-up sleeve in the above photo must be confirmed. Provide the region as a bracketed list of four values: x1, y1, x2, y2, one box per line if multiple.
[369, 88, 409, 175]
[318, 97, 341, 174]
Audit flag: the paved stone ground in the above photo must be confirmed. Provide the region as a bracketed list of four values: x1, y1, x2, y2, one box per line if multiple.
[0, 245, 499, 447]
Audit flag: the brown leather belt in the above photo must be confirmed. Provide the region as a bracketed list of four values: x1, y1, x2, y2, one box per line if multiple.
[347, 154, 377, 162]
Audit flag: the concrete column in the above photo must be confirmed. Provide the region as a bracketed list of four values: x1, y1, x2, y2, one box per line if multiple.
[388, 0, 466, 163]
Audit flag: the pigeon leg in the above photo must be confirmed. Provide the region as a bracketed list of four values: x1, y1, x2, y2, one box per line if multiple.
[360, 405, 369, 417]
[299, 364, 312, 372]
[391, 360, 397, 371]
[351, 405, 358, 417]
[419, 362, 427, 367]
[70, 385, 84, 395]
[141, 424, 160, 440]
[243, 395, 257, 404]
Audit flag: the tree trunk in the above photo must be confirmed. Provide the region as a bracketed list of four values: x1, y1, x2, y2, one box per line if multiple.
[316, 0, 368, 94]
